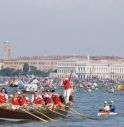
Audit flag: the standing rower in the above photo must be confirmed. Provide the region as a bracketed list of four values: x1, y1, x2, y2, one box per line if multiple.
[63, 77, 71, 104]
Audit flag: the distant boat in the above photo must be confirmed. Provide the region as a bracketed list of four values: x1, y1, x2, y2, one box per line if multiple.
[97, 111, 117, 116]
[0, 81, 8, 87]
[22, 90, 34, 94]
[0, 84, 6, 87]
[107, 87, 115, 93]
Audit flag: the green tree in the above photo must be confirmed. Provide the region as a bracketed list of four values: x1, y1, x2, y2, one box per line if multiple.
[23, 63, 29, 75]
[0, 68, 22, 76]
[30, 66, 37, 75]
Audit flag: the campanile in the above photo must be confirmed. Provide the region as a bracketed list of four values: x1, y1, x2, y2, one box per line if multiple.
[3, 41, 11, 60]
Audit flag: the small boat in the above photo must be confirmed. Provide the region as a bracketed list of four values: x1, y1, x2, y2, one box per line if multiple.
[9, 83, 18, 87]
[0, 81, 8, 87]
[97, 111, 117, 116]
[107, 88, 115, 93]
[22, 90, 35, 94]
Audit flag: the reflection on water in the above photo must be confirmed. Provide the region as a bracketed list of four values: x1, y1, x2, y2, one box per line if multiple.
[0, 87, 124, 127]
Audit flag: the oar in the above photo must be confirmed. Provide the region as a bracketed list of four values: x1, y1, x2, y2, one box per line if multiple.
[58, 108, 77, 115]
[30, 103, 56, 121]
[59, 108, 97, 120]
[23, 110, 48, 122]
[65, 105, 97, 120]
[70, 107, 98, 120]
[33, 108, 55, 121]
[50, 109, 68, 117]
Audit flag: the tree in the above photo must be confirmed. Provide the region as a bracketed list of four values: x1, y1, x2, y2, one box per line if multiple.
[29, 66, 37, 75]
[23, 63, 29, 75]
[0, 68, 22, 76]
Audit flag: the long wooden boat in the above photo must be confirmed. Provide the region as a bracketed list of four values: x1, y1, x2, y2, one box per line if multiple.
[0, 107, 69, 121]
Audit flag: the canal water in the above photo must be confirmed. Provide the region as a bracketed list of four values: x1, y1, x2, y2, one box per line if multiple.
[0, 87, 124, 127]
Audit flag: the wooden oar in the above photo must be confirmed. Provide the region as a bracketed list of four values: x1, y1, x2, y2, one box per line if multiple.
[33, 109, 55, 121]
[58, 108, 77, 115]
[58, 108, 97, 120]
[70, 107, 98, 120]
[50, 109, 68, 117]
[23, 110, 48, 122]
[30, 103, 56, 121]
[64, 105, 97, 120]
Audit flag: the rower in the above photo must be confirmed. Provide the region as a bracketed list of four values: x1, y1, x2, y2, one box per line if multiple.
[10, 90, 20, 110]
[18, 92, 29, 106]
[63, 77, 71, 104]
[51, 89, 62, 108]
[31, 91, 42, 108]
[0, 88, 8, 106]
[43, 90, 53, 108]
[109, 101, 116, 112]
[99, 101, 110, 112]
[103, 101, 110, 112]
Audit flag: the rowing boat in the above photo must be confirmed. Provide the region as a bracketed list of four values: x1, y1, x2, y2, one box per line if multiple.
[0, 107, 69, 121]
[97, 111, 117, 116]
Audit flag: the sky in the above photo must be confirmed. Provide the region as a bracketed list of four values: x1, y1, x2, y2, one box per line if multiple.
[0, 0, 124, 58]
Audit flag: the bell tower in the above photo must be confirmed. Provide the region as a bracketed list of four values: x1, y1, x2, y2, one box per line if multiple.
[3, 41, 11, 60]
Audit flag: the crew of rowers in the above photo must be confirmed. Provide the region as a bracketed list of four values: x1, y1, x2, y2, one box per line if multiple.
[99, 101, 116, 113]
[0, 77, 75, 110]
[0, 89, 64, 110]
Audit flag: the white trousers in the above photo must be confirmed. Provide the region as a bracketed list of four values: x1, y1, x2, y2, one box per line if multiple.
[64, 88, 71, 104]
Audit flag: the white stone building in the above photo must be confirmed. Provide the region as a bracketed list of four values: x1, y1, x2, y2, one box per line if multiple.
[57, 58, 124, 80]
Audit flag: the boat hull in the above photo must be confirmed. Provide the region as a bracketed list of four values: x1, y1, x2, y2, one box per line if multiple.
[97, 112, 117, 116]
[0, 108, 68, 121]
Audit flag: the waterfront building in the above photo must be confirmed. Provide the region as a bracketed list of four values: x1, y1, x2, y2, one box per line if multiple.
[57, 57, 124, 80]
[1, 42, 87, 71]
[1, 41, 124, 78]
[2, 56, 85, 71]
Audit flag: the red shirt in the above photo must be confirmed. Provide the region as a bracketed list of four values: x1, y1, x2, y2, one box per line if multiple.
[63, 80, 71, 90]
[0, 93, 7, 104]
[44, 97, 51, 105]
[12, 95, 19, 105]
[52, 94, 61, 105]
[18, 97, 28, 106]
[34, 96, 42, 105]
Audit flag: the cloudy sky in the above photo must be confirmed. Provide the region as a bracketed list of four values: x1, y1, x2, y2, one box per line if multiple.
[0, 0, 124, 58]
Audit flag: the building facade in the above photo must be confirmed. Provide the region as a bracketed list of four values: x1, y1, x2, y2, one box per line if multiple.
[3, 56, 84, 71]
[1, 42, 86, 71]
[57, 58, 124, 80]
[2, 41, 124, 77]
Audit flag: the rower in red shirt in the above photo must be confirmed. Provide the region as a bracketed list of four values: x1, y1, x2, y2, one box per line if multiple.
[51, 90, 62, 107]
[18, 92, 29, 106]
[63, 77, 71, 104]
[43, 90, 53, 107]
[10, 90, 20, 110]
[44, 95, 51, 106]
[0, 88, 8, 105]
[31, 91, 42, 108]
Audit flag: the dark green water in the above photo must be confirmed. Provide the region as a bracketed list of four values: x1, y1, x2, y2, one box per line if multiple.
[0, 87, 124, 127]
